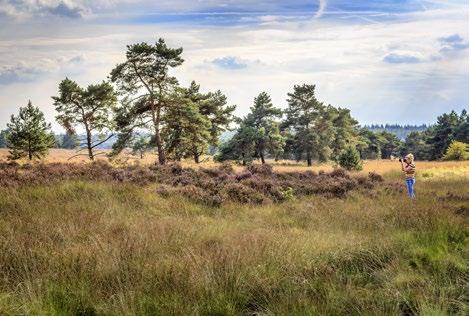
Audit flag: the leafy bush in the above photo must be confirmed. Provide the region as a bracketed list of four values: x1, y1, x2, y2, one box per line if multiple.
[443, 141, 468, 161]
[338, 146, 363, 171]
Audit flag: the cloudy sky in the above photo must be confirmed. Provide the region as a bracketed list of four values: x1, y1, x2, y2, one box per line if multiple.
[1, 0, 468, 131]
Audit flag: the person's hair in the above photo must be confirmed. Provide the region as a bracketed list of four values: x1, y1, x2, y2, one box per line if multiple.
[405, 153, 414, 163]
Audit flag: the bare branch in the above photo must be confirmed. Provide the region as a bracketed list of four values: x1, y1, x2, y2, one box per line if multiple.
[90, 134, 115, 149]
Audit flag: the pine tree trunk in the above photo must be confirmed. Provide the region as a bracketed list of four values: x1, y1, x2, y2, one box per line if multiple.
[154, 106, 166, 165]
[85, 128, 94, 161]
[307, 151, 312, 167]
[260, 152, 265, 164]
[194, 152, 200, 164]
[28, 138, 32, 160]
[242, 153, 247, 166]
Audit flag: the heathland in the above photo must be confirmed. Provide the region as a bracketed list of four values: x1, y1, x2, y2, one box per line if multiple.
[0, 153, 467, 315]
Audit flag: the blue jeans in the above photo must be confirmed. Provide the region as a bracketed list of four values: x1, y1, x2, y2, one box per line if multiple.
[406, 178, 416, 199]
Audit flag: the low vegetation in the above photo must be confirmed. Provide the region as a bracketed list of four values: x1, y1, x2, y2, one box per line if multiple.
[0, 160, 467, 315]
[0, 161, 384, 206]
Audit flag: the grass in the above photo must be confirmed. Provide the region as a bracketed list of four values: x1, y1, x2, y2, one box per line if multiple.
[1, 148, 468, 174]
[0, 160, 468, 315]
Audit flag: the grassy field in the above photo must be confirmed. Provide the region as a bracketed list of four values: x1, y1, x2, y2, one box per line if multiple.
[0, 155, 468, 315]
[1, 148, 468, 174]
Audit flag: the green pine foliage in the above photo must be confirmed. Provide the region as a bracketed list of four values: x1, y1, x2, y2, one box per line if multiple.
[164, 82, 236, 163]
[5, 101, 55, 160]
[215, 92, 284, 165]
[131, 136, 151, 159]
[53, 78, 117, 160]
[110, 38, 184, 165]
[400, 110, 468, 161]
[338, 146, 363, 171]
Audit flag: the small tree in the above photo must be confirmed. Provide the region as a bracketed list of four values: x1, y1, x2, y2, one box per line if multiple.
[5, 101, 55, 160]
[53, 78, 117, 160]
[338, 146, 363, 171]
[131, 136, 151, 159]
[443, 141, 468, 161]
[216, 123, 257, 166]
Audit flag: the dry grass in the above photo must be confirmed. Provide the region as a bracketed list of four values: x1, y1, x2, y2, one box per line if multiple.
[1, 148, 468, 174]
[0, 160, 467, 315]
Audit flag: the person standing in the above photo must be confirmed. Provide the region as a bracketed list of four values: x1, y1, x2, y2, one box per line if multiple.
[401, 153, 416, 199]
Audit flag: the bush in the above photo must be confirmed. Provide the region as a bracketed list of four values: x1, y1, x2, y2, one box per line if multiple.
[338, 146, 363, 171]
[443, 141, 468, 161]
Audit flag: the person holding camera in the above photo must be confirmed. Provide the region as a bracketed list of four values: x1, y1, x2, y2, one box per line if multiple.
[400, 153, 416, 199]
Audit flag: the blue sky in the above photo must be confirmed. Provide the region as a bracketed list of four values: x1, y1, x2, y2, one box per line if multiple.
[0, 0, 468, 131]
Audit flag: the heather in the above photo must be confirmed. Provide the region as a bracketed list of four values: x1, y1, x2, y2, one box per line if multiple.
[0, 161, 467, 315]
[0, 161, 384, 205]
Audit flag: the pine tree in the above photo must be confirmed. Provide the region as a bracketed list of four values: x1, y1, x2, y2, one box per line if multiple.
[5, 101, 55, 160]
[163, 87, 212, 162]
[110, 38, 184, 165]
[282, 84, 333, 166]
[426, 111, 460, 160]
[216, 122, 257, 166]
[338, 146, 363, 171]
[377, 131, 402, 159]
[244, 92, 284, 164]
[53, 78, 117, 160]
[328, 106, 359, 159]
[164, 82, 235, 163]
[131, 135, 151, 159]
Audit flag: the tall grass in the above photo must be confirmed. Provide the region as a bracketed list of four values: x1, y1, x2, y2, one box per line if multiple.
[0, 166, 467, 315]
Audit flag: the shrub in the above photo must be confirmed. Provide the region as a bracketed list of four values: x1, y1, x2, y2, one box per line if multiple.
[338, 146, 363, 171]
[220, 182, 265, 204]
[247, 164, 273, 176]
[443, 141, 468, 161]
[368, 172, 384, 182]
[280, 187, 294, 201]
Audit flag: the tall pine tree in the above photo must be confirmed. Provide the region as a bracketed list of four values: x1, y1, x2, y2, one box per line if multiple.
[282, 84, 332, 166]
[110, 38, 184, 165]
[244, 92, 284, 164]
[6, 101, 55, 160]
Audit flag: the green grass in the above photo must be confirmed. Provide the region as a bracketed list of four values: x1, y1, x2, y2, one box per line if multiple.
[0, 173, 468, 315]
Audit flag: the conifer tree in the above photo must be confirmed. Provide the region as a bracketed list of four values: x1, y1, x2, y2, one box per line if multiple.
[244, 92, 284, 164]
[164, 82, 236, 163]
[5, 101, 55, 160]
[282, 84, 333, 166]
[110, 38, 184, 165]
[53, 78, 117, 160]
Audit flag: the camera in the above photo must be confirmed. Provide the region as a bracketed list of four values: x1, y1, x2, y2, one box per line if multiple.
[399, 158, 406, 163]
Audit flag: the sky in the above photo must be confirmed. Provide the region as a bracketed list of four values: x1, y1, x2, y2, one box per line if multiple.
[0, 0, 468, 132]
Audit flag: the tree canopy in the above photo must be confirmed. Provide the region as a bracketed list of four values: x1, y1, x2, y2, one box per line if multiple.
[110, 38, 184, 165]
[5, 101, 55, 160]
[53, 78, 117, 160]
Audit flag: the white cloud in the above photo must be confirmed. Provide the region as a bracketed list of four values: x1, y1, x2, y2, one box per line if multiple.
[314, 0, 327, 18]
[1, 4, 469, 131]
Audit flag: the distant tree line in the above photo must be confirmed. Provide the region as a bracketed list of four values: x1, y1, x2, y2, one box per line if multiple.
[0, 38, 467, 164]
[364, 124, 428, 140]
